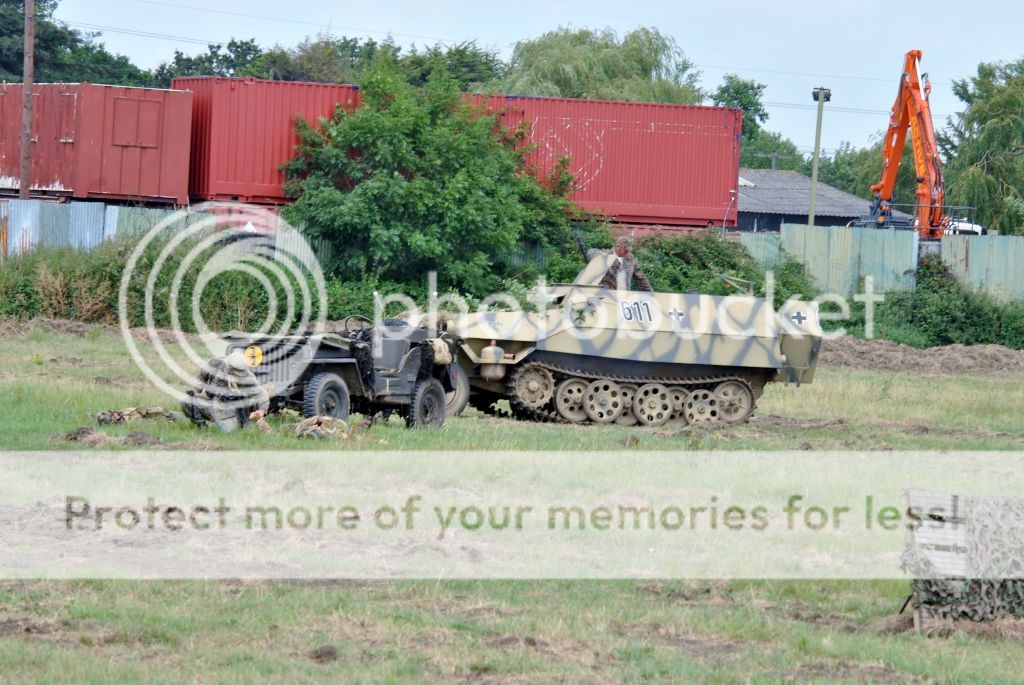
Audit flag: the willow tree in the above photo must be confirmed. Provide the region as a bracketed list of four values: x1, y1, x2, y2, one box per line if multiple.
[498, 27, 702, 104]
[941, 58, 1024, 234]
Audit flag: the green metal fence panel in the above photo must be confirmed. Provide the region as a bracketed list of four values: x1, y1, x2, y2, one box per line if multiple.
[854, 226, 918, 293]
[942, 235, 1024, 301]
[738, 233, 783, 268]
[776, 224, 917, 295]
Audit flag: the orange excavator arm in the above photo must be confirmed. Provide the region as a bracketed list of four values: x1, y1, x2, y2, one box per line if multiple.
[869, 49, 946, 238]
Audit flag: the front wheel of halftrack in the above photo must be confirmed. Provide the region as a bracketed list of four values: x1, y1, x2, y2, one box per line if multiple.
[303, 372, 351, 420]
[407, 378, 446, 428]
[445, 365, 471, 417]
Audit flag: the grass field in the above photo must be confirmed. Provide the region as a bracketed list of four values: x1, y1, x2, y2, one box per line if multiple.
[1, 324, 1024, 683]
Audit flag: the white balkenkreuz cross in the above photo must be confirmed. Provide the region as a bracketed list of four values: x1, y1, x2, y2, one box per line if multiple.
[666, 307, 685, 322]
[791, 311, 807, 325]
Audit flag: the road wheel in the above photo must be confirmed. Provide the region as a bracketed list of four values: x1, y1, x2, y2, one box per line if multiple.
[668, 386, 690, 425]
[715, 380, 755, 423]
[407, 378, 446, 428]
[554, 378, 589, 423]
[633, 383, 672, 427]
[303, 372, 350, 420]
[445, 365, 471, 417]
[685, 389, 719, 426]
[615, 384, 639, 426]
[583, 379, 624, 423]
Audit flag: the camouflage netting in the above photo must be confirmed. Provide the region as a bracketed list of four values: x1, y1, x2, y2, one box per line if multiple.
[905, 497, 1024, 621]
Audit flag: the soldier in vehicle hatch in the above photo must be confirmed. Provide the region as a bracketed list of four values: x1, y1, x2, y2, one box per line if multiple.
[575, 234, 653, 292]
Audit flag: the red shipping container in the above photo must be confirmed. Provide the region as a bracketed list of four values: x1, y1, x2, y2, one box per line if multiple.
[0, 83, 192, 204]
[173, 77, 360, 203]
[475, 95, 741, 227]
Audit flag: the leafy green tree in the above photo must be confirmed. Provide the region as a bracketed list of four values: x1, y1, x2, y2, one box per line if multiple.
[739, 129, 805, 170]
[812, 139, 917, 207]
[152, 38, 264, 86]
[498, 27, 702, 103]
[250, 34, 399, 83]
[712, 74, 767, 140]
[400, 41, 503, 91]
[0, 0, 150, 85]
[281, 61, 575, 296]
[941, 58, 1024, 234]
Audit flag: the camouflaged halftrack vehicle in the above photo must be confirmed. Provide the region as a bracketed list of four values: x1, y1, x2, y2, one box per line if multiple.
[444, 252, 822, 427]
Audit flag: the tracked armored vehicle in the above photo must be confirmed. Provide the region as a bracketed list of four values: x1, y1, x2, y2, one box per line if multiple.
[445, 253, 821, 426]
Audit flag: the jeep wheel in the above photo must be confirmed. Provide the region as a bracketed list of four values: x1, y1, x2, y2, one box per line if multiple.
[303, 372, 351, 420]
[407, 378, 446, 428]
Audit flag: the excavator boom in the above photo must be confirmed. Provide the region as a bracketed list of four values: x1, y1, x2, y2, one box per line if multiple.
[867, 49, 946, 238]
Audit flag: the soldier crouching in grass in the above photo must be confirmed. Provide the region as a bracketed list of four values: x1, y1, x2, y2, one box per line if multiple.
[576, 234, 653, 292]
[181, 351, 270, 431]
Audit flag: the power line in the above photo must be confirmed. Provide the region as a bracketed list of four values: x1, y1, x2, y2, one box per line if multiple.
[764, 100, 951, 119]
[698, 62, 952, 88]
[114, 1, 954, 88]
[123, 0, 464, 46]
[67, 21, 216, 45]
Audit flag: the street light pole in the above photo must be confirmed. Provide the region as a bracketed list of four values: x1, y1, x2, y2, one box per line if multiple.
[808, 86, 830, 227]
[19, 0, 35, 200]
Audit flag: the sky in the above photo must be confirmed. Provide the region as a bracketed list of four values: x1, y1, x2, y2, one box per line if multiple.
[53, 0, 1024, 159]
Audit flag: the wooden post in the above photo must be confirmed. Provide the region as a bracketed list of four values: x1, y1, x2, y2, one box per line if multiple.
[19, 0, 36, 199]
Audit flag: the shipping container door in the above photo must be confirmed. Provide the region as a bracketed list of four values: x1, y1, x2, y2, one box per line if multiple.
[107, 95, 163, 197]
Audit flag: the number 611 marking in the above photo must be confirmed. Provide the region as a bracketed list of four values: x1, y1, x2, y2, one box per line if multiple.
[620, 300, 654, 323]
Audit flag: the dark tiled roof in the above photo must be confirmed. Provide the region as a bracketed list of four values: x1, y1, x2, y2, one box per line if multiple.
[737, 168, 890, 218]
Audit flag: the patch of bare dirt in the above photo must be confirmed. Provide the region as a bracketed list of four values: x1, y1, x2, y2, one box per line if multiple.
[308, 644, 339, 664]
[785, 602, 860, 633]
[613, 620, 755, 661]
[871, 614, 916, 635]
[821, 336, 1024, 376]
[0, 318, 104, 339]
[753, 415, 851, 431]
[490, 635, 544, 650]
[0, 617, 57, 638]
[0, 615, 116, 647]
[0, 317, 196, 343]
[93, 375, 130, 386]
[636, 581, 735, 606]
[874, 613, 1024, 641]
[781, 659, 924, 684]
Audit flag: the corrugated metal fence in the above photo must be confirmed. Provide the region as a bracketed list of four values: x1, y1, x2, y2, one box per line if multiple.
[0, 199, 329, 265]
[1, 200, 185, 258]
[780, 223, 919, 295]
[942, 235, 1024, 301]
[741, 224, 1024, 300]
[738, 232, 783, 269]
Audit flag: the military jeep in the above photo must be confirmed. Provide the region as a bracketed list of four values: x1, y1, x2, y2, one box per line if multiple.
[222, 316, 458, 427]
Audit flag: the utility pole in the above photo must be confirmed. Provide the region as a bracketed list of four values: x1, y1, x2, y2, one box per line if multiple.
[808, 86, 831, 227]
[19, 0, 35, 199]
